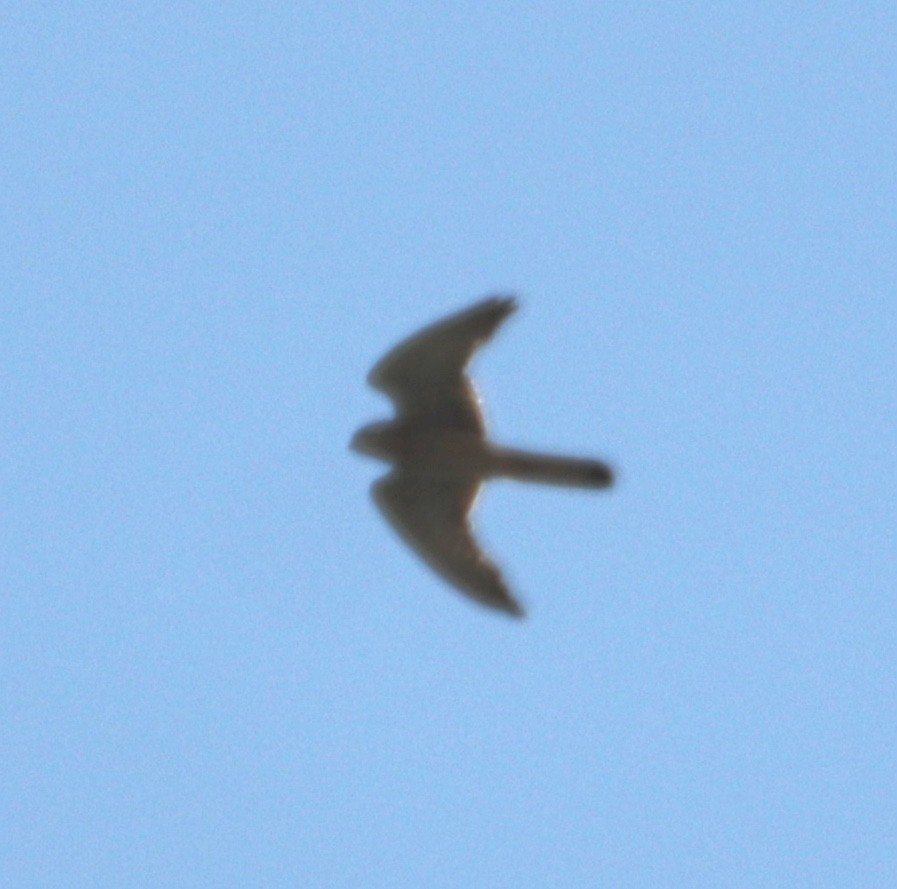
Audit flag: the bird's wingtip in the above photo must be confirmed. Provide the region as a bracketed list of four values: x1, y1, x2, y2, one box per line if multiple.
[483, 293, 519, 314]
[494, 596, 526, 618]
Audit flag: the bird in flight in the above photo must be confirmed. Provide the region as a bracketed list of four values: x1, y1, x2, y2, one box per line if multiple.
[351, 296, 614, 617]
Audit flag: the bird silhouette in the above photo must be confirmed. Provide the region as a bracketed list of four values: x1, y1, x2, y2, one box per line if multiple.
[351, 296, 614, 616]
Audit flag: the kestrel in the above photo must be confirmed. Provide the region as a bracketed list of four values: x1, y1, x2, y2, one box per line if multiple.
[351, 296, 614, 617]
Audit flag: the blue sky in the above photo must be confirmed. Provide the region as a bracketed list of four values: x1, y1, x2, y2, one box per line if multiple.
[3, 3, 896, 886]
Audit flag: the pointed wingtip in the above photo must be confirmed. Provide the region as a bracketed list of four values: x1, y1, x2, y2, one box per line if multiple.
[491, 595, 526, 619]
[482, 294, 519, 315]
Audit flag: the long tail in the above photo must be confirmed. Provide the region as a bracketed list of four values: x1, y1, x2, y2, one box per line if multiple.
[492, 447, 614, 489]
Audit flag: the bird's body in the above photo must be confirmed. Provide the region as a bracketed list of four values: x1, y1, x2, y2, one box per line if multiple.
[352, 296, 614, 617]
[354, 420, 612, 487]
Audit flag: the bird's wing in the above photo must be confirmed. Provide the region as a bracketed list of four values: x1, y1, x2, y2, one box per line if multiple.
[372, 471, 523, 617]
[367, 296, 517, 434]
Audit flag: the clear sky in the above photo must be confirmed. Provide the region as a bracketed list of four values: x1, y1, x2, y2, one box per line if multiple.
[3, 3, 896, 887]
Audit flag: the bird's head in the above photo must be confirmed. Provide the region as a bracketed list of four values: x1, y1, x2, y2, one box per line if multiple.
[350, 420, 398, 462]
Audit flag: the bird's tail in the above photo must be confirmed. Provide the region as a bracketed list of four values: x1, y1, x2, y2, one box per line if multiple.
[492, 447, 614, 489]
